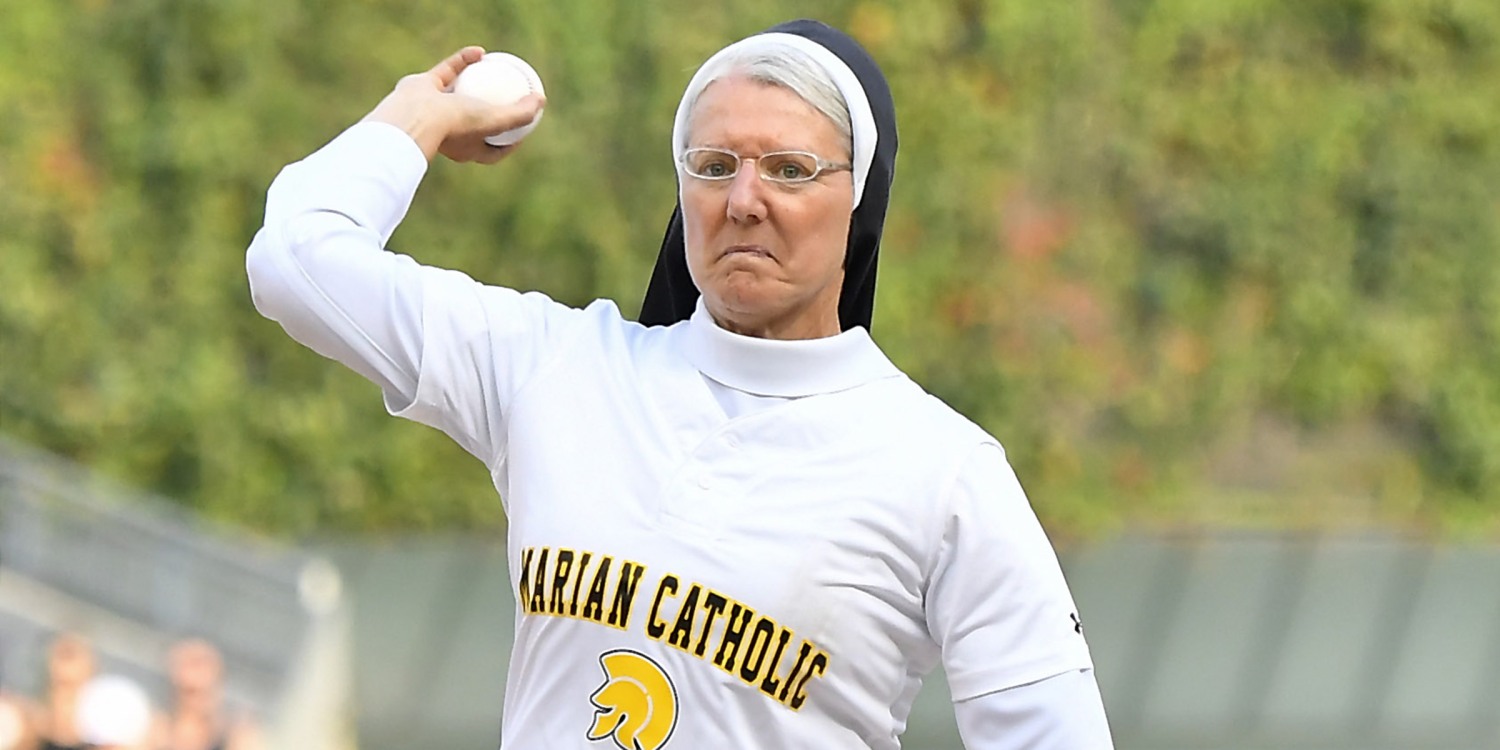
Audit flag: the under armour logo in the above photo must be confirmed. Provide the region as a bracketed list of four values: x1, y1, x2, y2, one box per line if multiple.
[1070, 613, 1084, 635]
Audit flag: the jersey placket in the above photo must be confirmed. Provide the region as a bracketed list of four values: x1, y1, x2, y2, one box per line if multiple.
[662, 428, 750, 537]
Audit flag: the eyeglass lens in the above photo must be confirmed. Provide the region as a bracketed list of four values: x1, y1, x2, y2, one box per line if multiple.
[684, 149, 822, 182]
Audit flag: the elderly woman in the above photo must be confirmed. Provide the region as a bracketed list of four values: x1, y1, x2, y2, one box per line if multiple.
[248, 19, 1112, 749]
[33, 633, 95, 750]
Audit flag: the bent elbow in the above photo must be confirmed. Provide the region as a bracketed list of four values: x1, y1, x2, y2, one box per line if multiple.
[245, 223, 297, 322]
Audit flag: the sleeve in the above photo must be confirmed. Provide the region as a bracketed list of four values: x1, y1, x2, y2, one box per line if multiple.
[245, 120, 583, 465]
[953, 669, 1114, 749]
[924, 442, 1095, 701]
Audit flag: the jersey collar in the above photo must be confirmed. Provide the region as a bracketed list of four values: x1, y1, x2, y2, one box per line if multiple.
[684, 299, 903, 397]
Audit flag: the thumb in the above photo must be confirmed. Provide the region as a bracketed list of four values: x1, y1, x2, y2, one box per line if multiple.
[460, 93, 546, 138]
[427, 46, 487, 90]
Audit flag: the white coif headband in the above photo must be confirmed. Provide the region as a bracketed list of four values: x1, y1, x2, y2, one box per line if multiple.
[671, 32, 879, 208]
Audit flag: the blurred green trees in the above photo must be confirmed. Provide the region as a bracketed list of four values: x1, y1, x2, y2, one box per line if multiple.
[2, 0, 1497, 536]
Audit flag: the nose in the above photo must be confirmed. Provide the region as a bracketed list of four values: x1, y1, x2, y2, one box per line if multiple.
[725, 161, 767, 224]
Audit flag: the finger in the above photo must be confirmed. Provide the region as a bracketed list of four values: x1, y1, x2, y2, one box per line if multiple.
[471, 94, 547, 135]
[427, 46, 487, 89]
[475, 143, 519, 165]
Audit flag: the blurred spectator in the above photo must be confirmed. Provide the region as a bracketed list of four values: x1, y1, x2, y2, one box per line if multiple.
[151, 640, 260, 750]
[76, 675, 152, 750]
[0, 687, 34, 750]
[34, 633, 94, 750]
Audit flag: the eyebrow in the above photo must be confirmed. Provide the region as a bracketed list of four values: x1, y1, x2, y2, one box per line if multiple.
[688, 143, 826, 155]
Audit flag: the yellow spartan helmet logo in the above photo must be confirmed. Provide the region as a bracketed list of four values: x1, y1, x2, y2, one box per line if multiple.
[587, 650, 679, 750]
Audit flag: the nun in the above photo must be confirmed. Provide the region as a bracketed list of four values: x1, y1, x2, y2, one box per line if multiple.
[247, 18, 1113, 749]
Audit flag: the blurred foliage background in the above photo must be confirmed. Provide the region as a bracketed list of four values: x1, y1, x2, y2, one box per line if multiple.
[2, 0, 1498, 539]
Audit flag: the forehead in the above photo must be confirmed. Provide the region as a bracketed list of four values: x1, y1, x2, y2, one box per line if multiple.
[171, 641, 221, 669]
[688, 76, 843, 155]
[51, 636, 91, 660]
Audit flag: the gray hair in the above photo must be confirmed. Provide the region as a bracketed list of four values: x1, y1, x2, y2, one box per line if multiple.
[679, 42, 854, 159]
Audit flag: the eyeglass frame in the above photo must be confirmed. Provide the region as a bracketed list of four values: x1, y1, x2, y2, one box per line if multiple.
[679, 147, 853, 186]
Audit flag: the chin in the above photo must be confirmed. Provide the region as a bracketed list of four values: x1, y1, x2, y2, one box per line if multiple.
[704, 278, 779, 319]
[714, 293, 778, 325]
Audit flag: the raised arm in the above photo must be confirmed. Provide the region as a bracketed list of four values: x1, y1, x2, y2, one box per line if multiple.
[246, 48, 551, 461]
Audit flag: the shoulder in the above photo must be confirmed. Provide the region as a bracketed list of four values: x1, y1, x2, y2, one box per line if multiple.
[499, 297, 690, 390]
[823, 375, 1006, 528]
[487, 294, 656, 350]
[861, 374, 999, 457]
[570, 299, 688, 357]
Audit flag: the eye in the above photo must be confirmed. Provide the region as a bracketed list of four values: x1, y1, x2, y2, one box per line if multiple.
[687, 150, 737, 179]
[764, 153, 815, 182]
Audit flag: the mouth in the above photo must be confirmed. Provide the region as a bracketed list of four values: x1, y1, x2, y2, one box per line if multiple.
[723, 244, 773, 260]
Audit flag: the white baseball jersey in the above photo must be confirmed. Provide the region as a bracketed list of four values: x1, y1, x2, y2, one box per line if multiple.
[248, 122, 1102, 749]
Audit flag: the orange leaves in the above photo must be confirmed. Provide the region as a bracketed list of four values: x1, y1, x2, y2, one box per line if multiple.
[1000, 188, 1072, 262]
[985, 185, 1121, 375]
[32, 130, 100, 218]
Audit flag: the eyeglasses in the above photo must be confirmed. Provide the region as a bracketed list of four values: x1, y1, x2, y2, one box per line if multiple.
[680, 148, 851, 185]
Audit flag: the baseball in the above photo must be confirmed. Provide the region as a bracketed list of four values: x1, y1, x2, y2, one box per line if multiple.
[451, 51, 546, 146]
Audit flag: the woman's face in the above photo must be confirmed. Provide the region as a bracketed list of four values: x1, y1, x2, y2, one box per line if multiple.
[681, 75, 854, 340]
[47, 636, 94, 689]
